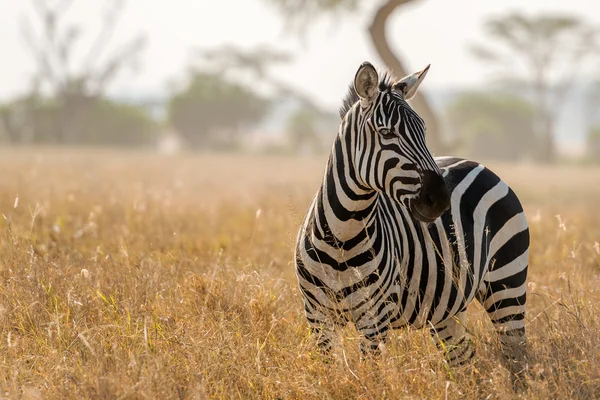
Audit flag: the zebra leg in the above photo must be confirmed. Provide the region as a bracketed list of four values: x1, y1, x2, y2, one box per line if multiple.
[303, 301, 344, 358]
[358, 325, 390, 357]
[310, 322, 337, 355]
[477, 270, 528, 386]
[430, 311, 475, 367]
[476, 211, 529, 390]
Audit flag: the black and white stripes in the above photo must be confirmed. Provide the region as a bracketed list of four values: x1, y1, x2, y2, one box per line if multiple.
[295, 62, 529, 368]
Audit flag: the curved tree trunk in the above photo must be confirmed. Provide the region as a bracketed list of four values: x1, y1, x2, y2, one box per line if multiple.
[368, 0, 447, 154]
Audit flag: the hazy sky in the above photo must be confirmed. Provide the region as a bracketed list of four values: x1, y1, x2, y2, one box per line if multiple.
[1, 0, 600, 109]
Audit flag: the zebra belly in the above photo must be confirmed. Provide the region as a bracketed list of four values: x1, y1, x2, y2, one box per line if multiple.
[391, 241, 486, 330]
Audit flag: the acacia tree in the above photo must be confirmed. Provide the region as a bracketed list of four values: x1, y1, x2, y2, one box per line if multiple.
[472, 13, 600, 163]
[264, 0, 447, 154]
[198, 45, 331, 119]
[17, 0, 146, 144]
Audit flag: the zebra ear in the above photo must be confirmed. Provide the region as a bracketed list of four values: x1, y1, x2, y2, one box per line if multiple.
[393, 64, 430, 100]
[354, 62, 379, 101]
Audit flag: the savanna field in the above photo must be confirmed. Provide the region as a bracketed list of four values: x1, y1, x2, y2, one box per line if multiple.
[0, 149, 599, 400]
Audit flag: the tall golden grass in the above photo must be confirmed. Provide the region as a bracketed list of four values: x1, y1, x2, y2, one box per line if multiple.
[0, 149, 599, 399]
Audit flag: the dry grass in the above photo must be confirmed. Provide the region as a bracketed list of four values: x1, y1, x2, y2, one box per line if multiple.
[0, 149, 599, 399]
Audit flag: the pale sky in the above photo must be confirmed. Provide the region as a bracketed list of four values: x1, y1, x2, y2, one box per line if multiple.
[1, 0, 600, 109]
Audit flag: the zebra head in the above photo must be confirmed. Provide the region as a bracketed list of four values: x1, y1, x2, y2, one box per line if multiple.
[348, 61, 450, 223]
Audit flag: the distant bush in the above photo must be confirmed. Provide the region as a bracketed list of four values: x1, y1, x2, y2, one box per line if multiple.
[168, 72, 269, 150]
[587, 125, 600, 163]
[445, 92, 537, 161]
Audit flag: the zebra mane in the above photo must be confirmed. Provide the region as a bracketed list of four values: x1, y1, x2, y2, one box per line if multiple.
[338, 70, 396, 119]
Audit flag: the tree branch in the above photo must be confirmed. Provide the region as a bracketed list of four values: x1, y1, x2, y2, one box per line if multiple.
[83, 0, 124, 73]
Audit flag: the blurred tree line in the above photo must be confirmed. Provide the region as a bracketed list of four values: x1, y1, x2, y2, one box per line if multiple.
[2, 1, 600, 163]
[0, 0, 334, 153]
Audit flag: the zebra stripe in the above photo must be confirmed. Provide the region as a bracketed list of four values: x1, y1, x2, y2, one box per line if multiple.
[295, 63, 529, 370]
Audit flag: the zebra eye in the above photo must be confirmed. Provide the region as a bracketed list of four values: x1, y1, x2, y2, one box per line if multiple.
[379, 128, 395, 139]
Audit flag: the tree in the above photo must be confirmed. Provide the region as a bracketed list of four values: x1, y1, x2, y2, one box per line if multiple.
[168, 72, 270, 149]
[264, 0, 447, 154]
[471, 13, 600, 163]
[17, 0, 146, 144]
[445, 92, 536, 161]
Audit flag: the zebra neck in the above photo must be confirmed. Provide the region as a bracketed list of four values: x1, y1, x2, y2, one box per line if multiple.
[312, 137, 378, 246]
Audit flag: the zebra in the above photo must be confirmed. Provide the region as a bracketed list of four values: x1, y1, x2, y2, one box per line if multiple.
[294, 61, 529, 372]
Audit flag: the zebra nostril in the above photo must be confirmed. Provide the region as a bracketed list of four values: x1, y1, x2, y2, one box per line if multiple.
[424, 193, 435, 207]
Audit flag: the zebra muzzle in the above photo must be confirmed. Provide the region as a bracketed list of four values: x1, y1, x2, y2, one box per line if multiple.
[411, 171, 450, 222]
